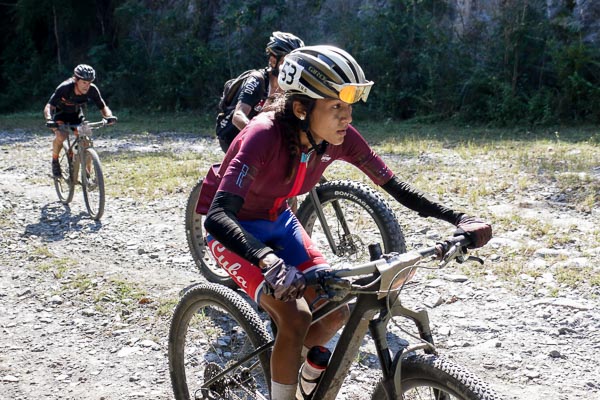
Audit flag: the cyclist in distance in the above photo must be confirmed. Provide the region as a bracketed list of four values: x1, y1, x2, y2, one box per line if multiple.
[216, 31, 304, 152]
[203, 45, 493, 400]
[44, 64, 117, 177]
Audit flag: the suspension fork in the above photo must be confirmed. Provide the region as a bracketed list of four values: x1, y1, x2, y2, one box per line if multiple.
[369, 315, 397, 398]
[309, 176, 353, 256]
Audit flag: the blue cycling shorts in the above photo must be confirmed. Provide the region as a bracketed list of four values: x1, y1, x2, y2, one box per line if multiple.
[206, 208, 329, 302]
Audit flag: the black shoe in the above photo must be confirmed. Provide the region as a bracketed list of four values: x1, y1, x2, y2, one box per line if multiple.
[52, 159, 62, 178]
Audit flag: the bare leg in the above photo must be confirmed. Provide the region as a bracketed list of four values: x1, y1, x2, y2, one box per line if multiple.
[259, 294, 311, 385]
[258, 287, 349, 385]
[303, 286, 349, 348]
[52, 129, 68, 157]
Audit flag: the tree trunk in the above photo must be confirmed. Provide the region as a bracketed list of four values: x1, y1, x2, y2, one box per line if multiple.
[52, 5, 61, 67]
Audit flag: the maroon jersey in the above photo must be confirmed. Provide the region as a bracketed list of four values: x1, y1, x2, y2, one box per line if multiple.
[216, 111, 394, 221]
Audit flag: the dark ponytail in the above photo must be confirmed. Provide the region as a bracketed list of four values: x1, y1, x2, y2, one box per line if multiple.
[265, 93, 316, 182]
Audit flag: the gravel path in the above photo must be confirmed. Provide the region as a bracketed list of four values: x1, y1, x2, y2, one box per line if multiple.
[1, 130, 598, 400]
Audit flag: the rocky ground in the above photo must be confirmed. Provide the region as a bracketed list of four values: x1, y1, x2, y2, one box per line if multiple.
[0, 130, 598, 400]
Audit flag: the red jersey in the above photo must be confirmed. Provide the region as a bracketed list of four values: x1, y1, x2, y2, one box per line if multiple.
[215, 111, 394, 221]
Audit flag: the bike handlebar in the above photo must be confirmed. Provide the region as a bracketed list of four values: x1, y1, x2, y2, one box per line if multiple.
[305, 235, 474, 297]
[58, 120, 109, 129]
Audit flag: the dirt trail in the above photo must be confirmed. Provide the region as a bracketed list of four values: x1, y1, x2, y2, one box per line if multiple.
[1, 131, 598, 400]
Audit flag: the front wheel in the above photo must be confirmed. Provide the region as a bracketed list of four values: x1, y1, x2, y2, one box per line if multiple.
[81, 147, 105, 220]
[168, 283, 272, 400]
[296, 180, 406, 264]
[371, 354, 502, 400]
[54, 142, 75, 204]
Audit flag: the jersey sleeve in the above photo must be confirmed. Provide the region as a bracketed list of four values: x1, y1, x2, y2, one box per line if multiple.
[47, 84, 67, 107]
[236, 71, 266, 109]
[89, 84, 108, 109]
[204, 116, 281, 265]
[338, 125, 394, 186]
[217, 116, 276, 199]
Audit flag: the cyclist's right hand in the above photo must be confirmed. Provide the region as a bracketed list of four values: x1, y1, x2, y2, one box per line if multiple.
[46, 120, 59, 129]
[261, 255, 306, 302]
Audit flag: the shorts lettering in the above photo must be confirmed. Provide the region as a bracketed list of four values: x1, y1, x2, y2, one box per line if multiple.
[210, 241, 248, 288]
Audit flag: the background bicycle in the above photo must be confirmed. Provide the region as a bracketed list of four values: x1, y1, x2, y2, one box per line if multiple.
[168, 234, 503, 400]
[53, 119, 108, 220]
[185, 176, 406, 288]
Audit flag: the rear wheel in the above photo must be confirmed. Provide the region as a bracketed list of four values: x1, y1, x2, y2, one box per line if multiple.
[54, 142, 75, 204]
[371, 354, 502, 400]
[296, 180, 406, 264]
[185, 179, 236, 288]
[81, 147, 105, 220]
[168, 283, 272, 400]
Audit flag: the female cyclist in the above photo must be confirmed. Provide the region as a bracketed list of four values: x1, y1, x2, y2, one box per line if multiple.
[203, 45, 492, 400]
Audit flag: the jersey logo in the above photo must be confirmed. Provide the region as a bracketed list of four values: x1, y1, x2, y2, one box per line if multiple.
[321, 153, 332, 163]
[236, 164, 250, 188]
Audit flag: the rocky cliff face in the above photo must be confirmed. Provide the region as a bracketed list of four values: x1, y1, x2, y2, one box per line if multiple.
[449, 0, 599, 42]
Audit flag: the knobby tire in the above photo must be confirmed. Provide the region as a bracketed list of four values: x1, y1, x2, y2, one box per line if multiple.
[371, 354, 503, 400]
[296, 180, 406, 262]
[54, 141, 75, 204]
[81, 147, 105, 220]
[168, 283, 272, 400]
[185, 178, 236, 288]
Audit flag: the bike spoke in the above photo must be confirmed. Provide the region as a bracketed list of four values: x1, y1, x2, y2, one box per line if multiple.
[183, 303, 270, 399]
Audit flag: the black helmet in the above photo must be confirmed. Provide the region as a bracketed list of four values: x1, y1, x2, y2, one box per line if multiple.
[74, 64, 96, 81]
[265, 32, 305, 57]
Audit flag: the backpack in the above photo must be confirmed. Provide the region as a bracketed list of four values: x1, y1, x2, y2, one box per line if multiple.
[218, 69, 256, 113]
[215, 69, 267, 145]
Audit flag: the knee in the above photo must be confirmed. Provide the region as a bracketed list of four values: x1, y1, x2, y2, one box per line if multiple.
[274, 307, 312, 338]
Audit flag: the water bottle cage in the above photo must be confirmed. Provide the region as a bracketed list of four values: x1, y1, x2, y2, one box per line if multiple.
[299, 375, 322, 399]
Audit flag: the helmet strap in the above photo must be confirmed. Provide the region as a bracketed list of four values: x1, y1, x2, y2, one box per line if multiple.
[302, 116, 326, 155]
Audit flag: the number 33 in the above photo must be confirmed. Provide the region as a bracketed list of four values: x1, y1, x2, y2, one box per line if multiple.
[280, 63, 297, 85]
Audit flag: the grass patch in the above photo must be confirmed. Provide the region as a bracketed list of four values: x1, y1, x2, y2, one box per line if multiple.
[0, 109, 214, 137]
[554, 266, 598, 288]
[102, 150, 220, 199]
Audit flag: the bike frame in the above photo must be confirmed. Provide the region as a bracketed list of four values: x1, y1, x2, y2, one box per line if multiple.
[60, 121, 105, 168]
[200, 237, 471, 399]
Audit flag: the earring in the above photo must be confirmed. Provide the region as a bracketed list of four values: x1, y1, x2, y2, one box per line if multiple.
[299, 115, 305, 120]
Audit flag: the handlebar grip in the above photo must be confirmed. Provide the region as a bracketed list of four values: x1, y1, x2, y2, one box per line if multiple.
[449, 235, 471, 247]
[303, 270, 322, 286]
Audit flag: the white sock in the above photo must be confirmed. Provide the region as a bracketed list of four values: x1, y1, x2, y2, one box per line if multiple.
[301, 345, 310, 360]
[271, 380, 297, 400]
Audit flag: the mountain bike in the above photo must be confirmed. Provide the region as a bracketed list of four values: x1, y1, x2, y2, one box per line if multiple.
[185, 177, 406, 288]
[53, 120, 108, 220]
[168, 235, 502, 400]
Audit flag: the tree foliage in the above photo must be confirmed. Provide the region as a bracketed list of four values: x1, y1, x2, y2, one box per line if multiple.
[0, 0, 598, 125]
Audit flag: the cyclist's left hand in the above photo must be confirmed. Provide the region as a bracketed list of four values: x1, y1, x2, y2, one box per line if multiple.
[104, 116, 118, 125]
[454, 214, 492, 248]
[261, 255, 306, 302]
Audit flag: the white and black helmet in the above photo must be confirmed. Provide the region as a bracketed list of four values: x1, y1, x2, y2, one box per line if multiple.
[74, 64, 96, 81]
[278, 45, 373, 104]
